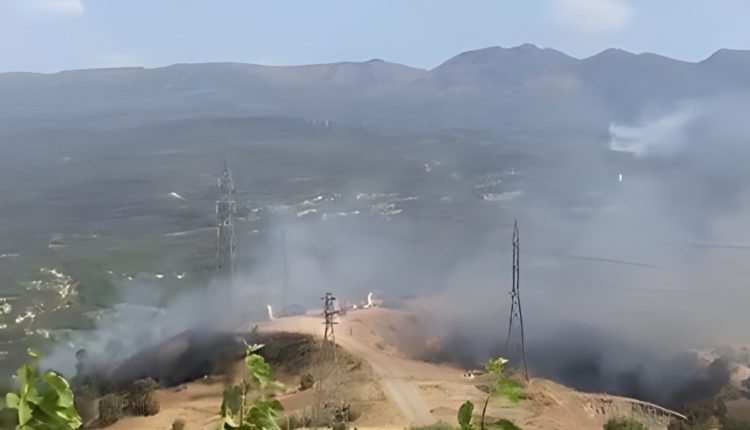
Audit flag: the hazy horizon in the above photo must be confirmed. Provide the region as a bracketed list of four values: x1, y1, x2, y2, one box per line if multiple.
[2, 0, 750, 73]
[3, 43, 748, 75]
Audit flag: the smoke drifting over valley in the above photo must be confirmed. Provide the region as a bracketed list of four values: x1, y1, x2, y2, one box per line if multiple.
[2, 45, 750, 412]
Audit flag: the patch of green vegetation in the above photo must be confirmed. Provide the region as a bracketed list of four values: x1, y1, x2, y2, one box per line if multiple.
[2, 351, 82, 430]
[492, 418, 523, 430]
[458, 400, 475, 430]
[603, 417, 647, 430]
[494, 377, 522, 404]
[457, 357, 524, 430]
[411, 422, 458, 430]
[220, 343, 284, 430]
[722, 417, 750, 430]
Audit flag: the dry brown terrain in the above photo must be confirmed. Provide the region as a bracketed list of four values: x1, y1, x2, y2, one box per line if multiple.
[107, 307, 681, 429]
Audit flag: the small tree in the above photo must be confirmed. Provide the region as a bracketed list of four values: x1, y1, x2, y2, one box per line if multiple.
[3, 351, 82, 430]
[457, 357, 522, 430]
[220, 343, 284, 430]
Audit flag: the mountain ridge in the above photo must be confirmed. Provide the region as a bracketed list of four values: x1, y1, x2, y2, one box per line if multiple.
[2, 44, 750, 132]
[2, 44, 748, 76]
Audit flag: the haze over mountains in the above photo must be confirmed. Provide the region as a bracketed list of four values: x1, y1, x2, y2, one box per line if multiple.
[4, 43, 750, 410]
[2, 44, 750, 132]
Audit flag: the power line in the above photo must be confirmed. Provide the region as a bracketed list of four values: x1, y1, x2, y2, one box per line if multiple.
[280, 228, 289, 311]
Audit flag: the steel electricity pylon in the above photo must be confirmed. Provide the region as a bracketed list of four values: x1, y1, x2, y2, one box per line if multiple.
[321, 292, 339, 347]
[216, 158, 237, 280]
[505, 219, 529, 380]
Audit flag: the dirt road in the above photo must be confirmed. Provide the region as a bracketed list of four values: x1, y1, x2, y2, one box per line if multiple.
[259, 312, 437, 427]
[336, 330, 437, 427]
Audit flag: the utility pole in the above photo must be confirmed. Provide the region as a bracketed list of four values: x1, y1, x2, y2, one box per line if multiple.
[216, 158, 237, 282]
[321, 292, 338, 348]
[280, 228, 289, 313]
[505, 219, 529, 380]
[313, 292, 339, 428]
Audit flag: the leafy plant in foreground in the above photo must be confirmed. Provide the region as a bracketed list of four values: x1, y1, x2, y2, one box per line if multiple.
[220, 343, 284, 430]
[457, 357, 523, 430]
[458, 400, 474, 430]
[3, 351, 82, 430]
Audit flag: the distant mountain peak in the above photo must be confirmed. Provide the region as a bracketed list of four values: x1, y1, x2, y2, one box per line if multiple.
[454, 44, 551, 58]
[701, 48, 750, 64]
[434, 44, 574, 70]
[583, 48, 691, 69]
[513, 42, 542, 51]
[585, 48, 636, 61]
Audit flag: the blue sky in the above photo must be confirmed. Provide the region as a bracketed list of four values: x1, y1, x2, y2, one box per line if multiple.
[1, 0, 749, 72]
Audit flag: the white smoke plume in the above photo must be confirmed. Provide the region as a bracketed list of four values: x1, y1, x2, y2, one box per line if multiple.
[608, 104, 700, 158]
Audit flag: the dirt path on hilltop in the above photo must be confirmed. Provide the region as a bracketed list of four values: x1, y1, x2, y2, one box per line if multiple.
[257, 313, 438, 427]
[335, 332, 437, 426]
[103, 308, 683, 430]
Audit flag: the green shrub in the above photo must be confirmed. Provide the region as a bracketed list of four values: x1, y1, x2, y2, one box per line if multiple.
[493, 418, 522, 430]
[494, 377, 522, 404]
[411, 422, 458, 430]
[603, 417, 648, 430]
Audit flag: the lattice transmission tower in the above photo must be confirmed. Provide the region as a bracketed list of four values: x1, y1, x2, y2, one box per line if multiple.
[216, 158, 237, 281]
[321, 292, 339, 348]
[311, 291, 340, 425]
[505, 219, 529, 380]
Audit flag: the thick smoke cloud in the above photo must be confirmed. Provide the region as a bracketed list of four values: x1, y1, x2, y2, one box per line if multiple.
[40, 93, 750, 411]
[512, 94, 750, 407]
[41, 215, 504, 378]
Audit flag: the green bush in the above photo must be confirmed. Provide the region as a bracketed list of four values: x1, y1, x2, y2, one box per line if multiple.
[489, 418, 521, 430]
[411, 422, 458, 430]
[494, 377, 522, 404]
[603, 417, 647, 430]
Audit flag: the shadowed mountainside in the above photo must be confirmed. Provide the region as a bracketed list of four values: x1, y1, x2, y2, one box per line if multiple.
[3, 44, 750, 131]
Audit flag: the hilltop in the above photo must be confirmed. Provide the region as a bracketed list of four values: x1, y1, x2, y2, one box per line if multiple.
[103, 307, 683, 430]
